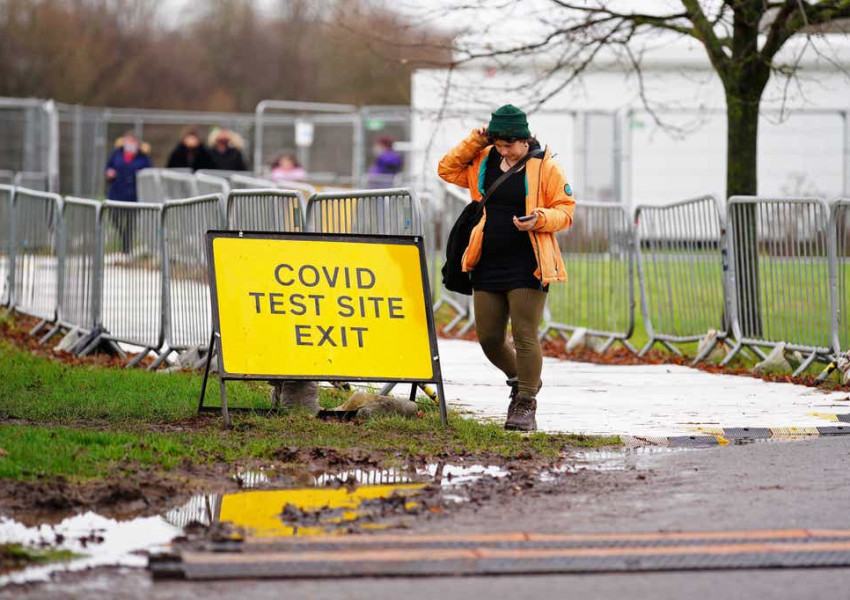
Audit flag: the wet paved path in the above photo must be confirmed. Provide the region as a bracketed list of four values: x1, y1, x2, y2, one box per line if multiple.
[437, 338, 850, 436]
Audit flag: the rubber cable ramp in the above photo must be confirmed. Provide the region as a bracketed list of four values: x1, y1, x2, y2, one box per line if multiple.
[150, 529, 850, 579]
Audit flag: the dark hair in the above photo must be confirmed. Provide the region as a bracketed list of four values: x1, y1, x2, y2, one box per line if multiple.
[487, 134, 537, 145]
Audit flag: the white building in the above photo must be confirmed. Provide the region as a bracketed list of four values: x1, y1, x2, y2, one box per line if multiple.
[411, 34, 850, 207]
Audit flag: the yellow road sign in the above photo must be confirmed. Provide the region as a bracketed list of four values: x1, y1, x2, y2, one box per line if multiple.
[208, 233, 438, 382]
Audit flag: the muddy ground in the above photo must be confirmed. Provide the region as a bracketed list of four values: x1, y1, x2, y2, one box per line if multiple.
[10, 438, 850, 599]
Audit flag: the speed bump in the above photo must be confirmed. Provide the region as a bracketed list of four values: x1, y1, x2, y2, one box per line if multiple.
[151, 528, 850, 579]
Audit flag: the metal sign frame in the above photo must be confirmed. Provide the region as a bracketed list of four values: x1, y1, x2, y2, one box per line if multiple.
[199, 230, 447, 427]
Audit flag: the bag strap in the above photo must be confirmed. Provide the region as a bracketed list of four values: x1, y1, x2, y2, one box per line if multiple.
[479, 148, 544, 208]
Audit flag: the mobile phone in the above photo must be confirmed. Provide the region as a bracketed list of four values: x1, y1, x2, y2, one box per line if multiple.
[516, 214, 536, 222]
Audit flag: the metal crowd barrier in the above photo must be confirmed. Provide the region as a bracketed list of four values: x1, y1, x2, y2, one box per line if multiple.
[196, 172, 230, 197]
[96, 201, 164, 358]
[305, 188, 422, 235]
[13, 171, 48, 191]
[833, 198, 850, 352]
[157, 194, 224, 367]
[275, 179, 317, 198]
[162, 493, 221, 528]
[0, 185, 13, 307]
[634, 195, 731, 360]
[435, 185, 473, 335]
[723, 196, 838, 374]
[54, 197, 102, 342]
[136, 168, 163, 203]
[160, 170, 198, 200]
[547, 201, 636, 353]
[227, 189, 305, 232]
[229, 173, 277, 190]
[11, 188, 62, 332]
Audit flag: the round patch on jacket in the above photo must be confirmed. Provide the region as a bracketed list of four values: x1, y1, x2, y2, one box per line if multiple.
[564, 183, 573, 195]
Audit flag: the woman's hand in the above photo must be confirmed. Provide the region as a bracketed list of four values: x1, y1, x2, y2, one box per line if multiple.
[105, 168, 117, 181]
[474, 126, 489, 142]
[513, 213, 538, 231]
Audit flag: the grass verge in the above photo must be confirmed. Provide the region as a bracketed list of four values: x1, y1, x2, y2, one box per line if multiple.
[0, 339, 618, 482]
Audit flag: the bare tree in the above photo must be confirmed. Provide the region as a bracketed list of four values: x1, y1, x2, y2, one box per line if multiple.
[437, 0, 850, 336]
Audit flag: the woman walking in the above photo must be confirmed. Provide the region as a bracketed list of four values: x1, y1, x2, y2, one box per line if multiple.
[438, 105, 575, 431]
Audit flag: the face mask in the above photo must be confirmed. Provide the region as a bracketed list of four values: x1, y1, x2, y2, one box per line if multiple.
[124, 142, 138, 154]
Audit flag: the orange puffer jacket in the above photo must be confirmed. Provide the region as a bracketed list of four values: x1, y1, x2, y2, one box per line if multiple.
[438, 130, 576, 284]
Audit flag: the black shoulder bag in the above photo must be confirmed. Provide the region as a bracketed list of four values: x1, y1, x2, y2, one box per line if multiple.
[441, 149, 543, 295]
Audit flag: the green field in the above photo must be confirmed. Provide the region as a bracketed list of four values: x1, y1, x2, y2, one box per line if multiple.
[431, 250, 846, 356]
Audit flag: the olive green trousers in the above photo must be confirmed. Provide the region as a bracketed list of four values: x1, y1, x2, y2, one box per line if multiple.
[473, 288, 547, 396]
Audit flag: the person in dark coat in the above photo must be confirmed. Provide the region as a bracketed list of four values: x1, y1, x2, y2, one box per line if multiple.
[166, 129, 214, 171]
[105, 132, 152, 253]
[105, 132, 152, 202]
[208, 128, 247, 171]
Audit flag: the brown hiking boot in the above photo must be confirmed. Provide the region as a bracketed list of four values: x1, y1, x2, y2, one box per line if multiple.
[506, 379, 542, 416]
[505, 392, 537, 432]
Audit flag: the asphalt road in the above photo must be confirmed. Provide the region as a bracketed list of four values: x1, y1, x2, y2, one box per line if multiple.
[9, 436, 850, 599]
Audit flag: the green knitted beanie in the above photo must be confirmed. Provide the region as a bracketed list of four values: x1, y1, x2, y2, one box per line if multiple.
[486, 104, 530, 139]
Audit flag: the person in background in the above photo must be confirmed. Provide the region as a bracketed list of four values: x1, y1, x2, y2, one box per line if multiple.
[105, 131, 152, 253]
[167, 128, 214, 171]
[367, 135, 402, 188]
[208, 128, 247, 171]
[270, 153, 307, 182]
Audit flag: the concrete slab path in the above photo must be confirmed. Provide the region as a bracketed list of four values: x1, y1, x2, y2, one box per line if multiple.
[437, 338, 850, 436]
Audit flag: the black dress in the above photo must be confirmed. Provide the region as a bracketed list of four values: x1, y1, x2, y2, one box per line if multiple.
[471, 148, 545, 293]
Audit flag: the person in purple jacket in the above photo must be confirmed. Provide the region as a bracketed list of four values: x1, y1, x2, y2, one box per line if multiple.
[105, 132, 152, 253]
[367, 135, 403, 188]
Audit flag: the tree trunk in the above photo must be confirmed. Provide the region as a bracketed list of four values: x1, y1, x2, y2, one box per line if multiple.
[726, 89, 763, 338]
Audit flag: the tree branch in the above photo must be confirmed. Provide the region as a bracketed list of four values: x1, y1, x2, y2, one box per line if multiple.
[679, 0, 730, 74]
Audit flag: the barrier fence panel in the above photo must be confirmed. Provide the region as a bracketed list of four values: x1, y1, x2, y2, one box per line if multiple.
[229, 174, 277, 190]
[724, 196, 837, 374]
[548, 201, 636, 353]
[275, 180, 317, 198]
[196, 173, 230, 197]
[227, 189, 305, 232]
[12, 188, 62, 327]
[99, 201, 164, 352]
[0, 171, 13, 185]
[0, 185, 13, 307]
[57, 198, 101, 336]
[634, 195, 730, 360]
[137, 169, 163, 203]
[305, 188, 422, 235]
[831, 199, 850, 352]
[160, 170, 198, 201]
[159, 195, 225, 366]
[13, 172, 48, 191]
[434, 185, 473, 335]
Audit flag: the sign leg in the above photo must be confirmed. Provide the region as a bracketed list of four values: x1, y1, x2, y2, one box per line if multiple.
[198, 331, 216, 413]
[409, 383, 417, 403]
[436, 379, 448, 426]
[218, 374, 231, 428]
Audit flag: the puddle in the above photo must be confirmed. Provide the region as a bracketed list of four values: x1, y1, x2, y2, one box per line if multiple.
[0, 512, 179, 586]
[539, 446, 694, 481]
[0, 462, 509, 586]
[4, 452, 670, 586]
